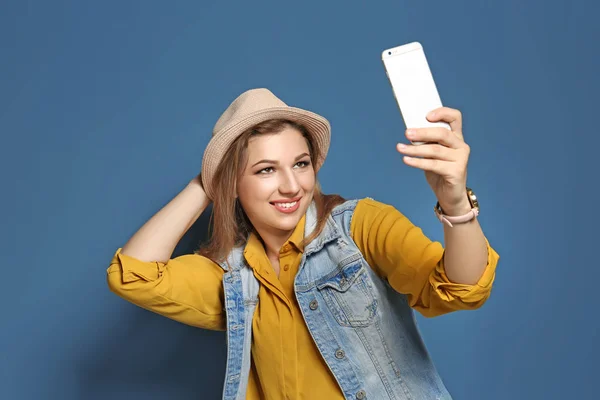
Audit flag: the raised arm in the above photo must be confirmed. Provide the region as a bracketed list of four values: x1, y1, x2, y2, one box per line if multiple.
[106, 175, 226, 331]
[119, 174, 210, 262]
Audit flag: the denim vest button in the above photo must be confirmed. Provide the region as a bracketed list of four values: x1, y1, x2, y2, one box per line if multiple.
[335, 349, 345, 359]
[309, 300, 318, 310]
[356, 389, 366, 399]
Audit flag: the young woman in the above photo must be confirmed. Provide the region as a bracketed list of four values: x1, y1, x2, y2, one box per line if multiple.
[107, 88, 499, 400]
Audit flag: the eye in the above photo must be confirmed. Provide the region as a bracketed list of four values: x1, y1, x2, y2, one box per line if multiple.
[257, 167, 274, 174]
[295, 160, 311, 168]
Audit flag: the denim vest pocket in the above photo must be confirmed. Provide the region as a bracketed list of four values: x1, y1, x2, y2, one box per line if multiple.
[316, 260, 378, 327]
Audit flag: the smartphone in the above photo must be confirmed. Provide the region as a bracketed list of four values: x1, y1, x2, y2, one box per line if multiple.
[382, 42, 449, 145]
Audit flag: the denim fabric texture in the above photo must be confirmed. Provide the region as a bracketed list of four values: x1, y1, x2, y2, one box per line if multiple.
[218, 199, 452, 400]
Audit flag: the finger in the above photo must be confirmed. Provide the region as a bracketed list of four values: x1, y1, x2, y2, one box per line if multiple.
[426, 107, 463, 138]
[402, 156, 455, 176]
[406, 127, 462, 149]
[396, 142, 456, 161]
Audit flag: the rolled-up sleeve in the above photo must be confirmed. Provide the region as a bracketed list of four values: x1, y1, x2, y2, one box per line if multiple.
[350, 198, 500, 318]
[107, 248, 226, 330]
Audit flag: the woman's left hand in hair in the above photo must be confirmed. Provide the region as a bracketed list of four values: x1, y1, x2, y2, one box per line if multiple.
[395, 107, 471, 215]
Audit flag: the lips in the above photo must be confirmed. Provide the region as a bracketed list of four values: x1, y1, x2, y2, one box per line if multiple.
[270, 197, 302, 214]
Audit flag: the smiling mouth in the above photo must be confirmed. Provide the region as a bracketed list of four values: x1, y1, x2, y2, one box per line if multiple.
[270, 198, 301, 213]
[271, 200, 298, 208]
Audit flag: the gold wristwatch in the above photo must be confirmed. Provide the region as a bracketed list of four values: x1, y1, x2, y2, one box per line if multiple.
[434, 187, 480, 227]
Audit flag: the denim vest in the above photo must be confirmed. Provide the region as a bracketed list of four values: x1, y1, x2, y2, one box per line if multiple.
[217, 199, 453, 400]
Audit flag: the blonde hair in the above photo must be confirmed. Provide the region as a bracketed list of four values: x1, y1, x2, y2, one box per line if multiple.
[196, 119, 345, 263]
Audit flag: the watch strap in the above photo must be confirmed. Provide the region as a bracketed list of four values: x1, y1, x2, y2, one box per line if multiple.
[434, 187, 480, 227]
[435, 207, 479, 227]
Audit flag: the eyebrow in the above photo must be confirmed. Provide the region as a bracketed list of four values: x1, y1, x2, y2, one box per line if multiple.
[251, 153, 310, 168]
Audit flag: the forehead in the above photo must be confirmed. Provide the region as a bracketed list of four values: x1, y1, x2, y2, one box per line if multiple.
[246, 128, 309, 158]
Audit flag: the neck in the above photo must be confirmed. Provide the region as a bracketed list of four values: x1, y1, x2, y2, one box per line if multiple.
[256, 227, 294, 260]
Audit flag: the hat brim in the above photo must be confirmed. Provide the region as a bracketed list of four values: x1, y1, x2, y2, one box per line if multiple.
[202, 106, 331, 200]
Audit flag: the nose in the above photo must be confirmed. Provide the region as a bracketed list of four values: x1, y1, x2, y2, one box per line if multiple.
[279, 168, 301, 195]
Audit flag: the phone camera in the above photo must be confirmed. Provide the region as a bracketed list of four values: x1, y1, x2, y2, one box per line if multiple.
[388, 51, 392, 55]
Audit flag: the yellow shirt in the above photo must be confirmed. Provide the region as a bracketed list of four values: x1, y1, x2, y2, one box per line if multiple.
[107, 198, 499, 400]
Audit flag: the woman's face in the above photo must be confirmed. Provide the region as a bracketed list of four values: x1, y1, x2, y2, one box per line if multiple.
[237, 127, 315, 238]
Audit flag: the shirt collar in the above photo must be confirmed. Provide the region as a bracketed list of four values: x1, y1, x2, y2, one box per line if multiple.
[289, 214, 306, 252]
[243, 213, 307, 259]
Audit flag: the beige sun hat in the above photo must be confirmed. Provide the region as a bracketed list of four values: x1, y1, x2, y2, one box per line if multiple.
[201, 88, 331, 200]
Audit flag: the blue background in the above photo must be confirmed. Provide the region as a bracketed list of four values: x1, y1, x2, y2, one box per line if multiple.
[2, 0, 598, 399]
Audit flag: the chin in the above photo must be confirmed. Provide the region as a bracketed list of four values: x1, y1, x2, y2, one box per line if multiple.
[272, 220, 300, 233]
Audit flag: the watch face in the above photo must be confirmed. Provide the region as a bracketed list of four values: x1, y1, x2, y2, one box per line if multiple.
[467, 187, 479, 210]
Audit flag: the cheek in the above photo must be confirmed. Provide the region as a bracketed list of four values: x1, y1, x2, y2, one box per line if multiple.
[300, 173, 316, 192]
[239, 177, 277, 204]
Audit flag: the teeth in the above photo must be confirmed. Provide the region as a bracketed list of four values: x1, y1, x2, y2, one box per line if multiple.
[275, 201, 297, 209]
